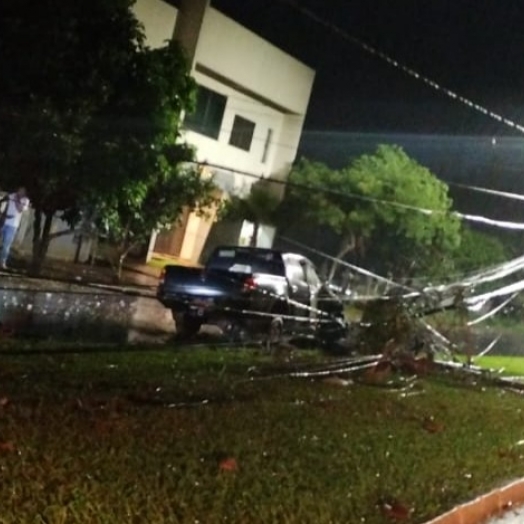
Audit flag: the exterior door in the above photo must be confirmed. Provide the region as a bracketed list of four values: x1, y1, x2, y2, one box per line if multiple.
[153, 207, 190, 257]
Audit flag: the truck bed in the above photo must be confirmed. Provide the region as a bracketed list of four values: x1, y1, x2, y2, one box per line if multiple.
[157, 265, 249, 305]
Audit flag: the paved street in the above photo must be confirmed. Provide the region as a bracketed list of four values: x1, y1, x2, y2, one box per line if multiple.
[487, 505, 524, 524]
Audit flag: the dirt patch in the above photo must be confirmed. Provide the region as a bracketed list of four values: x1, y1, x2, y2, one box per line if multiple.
[0, 256, 174, 343]
[4, 254, 160, 291]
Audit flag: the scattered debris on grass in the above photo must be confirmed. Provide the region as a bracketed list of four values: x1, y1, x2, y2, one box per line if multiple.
[380, 498, 413, 521]
[219, 457, 239, 472]
[0, 441, 16, 453]
[321, 376, 352, 387]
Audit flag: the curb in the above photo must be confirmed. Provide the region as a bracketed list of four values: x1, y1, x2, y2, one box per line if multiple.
[424, 478, 524, 524]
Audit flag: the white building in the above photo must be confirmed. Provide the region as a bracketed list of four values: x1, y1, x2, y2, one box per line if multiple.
[137, 0, 315, 264]
[13, 0, 315, 266]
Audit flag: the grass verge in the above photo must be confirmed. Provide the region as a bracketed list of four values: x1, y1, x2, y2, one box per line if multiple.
[0, 346, 523, 523]
[473, 355, 524, 376]
[147, 254, 199, 270]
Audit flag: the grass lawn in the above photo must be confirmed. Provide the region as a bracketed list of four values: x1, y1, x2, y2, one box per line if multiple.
[147, 254, 200, 270]
[471, 356, 524, 377]
[1, 346, 524, 523]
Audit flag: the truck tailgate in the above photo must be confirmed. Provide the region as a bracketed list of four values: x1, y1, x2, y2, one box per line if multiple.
[158, 265, 246, 302]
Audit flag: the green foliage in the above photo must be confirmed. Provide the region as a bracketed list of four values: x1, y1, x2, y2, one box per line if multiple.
[474, 355, 524, 374]
[79, 40, 217, 272]
[97, 164, 217, 267]
[1, 347, 524, 523]
[360, 224, 512, 284]
[0, 0, 142, 215]
[286, 145, 462, 279]
[0, 0, 214, 274]
[221, 184, 281, 225]
[452, 226, 509, 274]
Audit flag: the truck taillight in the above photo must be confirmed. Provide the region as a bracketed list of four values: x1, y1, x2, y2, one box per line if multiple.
[159, 267, 166, 285]
[243, 276, 257, 291]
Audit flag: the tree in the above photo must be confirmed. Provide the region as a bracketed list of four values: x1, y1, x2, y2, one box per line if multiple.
[220, 182, 282, 247]
[96, 164, 218, 281]
[0, 0, 208, 276]
[78, 39, 218, 280]
[0, 0, 146, 272]
[451, 226, 510, 274]
[285, 145, 462, 281]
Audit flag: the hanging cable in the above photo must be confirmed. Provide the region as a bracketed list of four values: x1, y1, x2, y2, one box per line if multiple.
[276, 0, 524, 134]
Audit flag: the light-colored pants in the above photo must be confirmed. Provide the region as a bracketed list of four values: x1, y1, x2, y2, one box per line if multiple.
[0, 225, 17, 265]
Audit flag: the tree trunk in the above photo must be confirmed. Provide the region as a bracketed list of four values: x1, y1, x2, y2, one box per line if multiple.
[31, 210, 53, 275]
[74, 235, 83, 264]
[116, 253, 125, 283]
[114, 239, 137, 284]
[328, 233, 357, 283]
[249, 222, 260, 247]
[31, 210, 42, 262]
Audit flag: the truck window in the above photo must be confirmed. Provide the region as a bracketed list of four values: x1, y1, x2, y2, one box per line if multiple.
[285, 259, 307, 285]
[207, 248, 286, 275]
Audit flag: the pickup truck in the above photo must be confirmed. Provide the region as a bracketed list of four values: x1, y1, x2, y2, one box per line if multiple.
[156, 245, 348, 346]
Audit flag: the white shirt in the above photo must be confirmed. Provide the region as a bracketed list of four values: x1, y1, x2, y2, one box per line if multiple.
[3, 193, 30, 228]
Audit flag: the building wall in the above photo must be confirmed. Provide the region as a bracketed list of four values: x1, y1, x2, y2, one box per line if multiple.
[182, 72, 286, 193]
[197, 8, 314, 115]
[131, 0, 178, 49]
[132, 0, 315, 181]
[189, 8, 315, 191]
[173, 6, 314, 263]
[265, 114, 307, 199]
[128, 0, 315, 265]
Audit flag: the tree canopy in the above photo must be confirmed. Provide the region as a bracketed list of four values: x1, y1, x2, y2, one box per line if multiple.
[0, 0, 142, 212]
[285, 145, 462, 280]
[0, 0, 216, 274]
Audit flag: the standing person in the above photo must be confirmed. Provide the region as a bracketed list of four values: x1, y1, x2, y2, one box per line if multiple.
[0, 187, 30, 269]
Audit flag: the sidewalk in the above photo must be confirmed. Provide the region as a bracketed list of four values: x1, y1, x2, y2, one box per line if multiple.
[3, 255, 160, 290]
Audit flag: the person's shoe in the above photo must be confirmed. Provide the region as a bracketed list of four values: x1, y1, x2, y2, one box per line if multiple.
[0, 263, 7, 270]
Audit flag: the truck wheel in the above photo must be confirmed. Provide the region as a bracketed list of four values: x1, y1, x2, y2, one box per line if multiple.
[172, 311, 202, 339]
[317, 313, 350, 354]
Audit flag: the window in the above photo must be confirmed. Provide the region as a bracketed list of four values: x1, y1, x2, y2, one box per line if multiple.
[207, 248, 286, 275]
[229, 115, 255, 151]
[185, 85, 226, 139]
[261, 128, 273, 163]
[285, 259, 308, 286]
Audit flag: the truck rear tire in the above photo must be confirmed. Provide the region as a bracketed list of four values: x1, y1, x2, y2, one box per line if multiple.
[172, 311, 202, 339]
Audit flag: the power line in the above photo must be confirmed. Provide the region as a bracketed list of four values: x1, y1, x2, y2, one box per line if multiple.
[195, 160, 524, 231]
[2, 105, 306, 156]
[276, 0, 524, 135]
[184, 121, 301, 153]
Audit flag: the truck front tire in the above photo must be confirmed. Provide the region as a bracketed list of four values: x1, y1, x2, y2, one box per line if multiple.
[317, 312, 350, 354]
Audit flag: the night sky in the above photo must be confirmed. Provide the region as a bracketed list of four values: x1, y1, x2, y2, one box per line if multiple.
[210, 0, 524, 225]
[212, 0, 524, 137]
